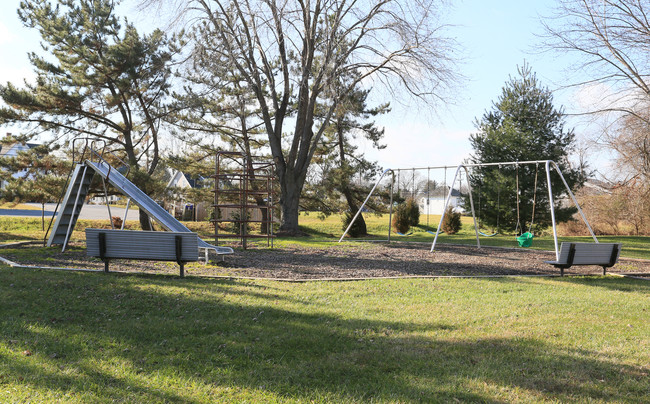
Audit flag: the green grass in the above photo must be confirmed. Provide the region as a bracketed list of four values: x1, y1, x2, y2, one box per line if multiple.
[2, 212, 650, 259]
[0, 212, 649, 401]
[1, 269, 648, 402]
[300, 212, 650, 259]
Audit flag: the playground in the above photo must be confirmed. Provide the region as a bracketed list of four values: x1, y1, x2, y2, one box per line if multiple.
[2, 146, 636, 280]
[3, 214, 650, 280]
[1, 145, 649, 402]
[1, 191, 650, 403]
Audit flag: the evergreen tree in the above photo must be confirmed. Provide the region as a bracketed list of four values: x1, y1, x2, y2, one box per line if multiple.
[0, 138, 69, 230]
[0, 0, 178, 230]
[468, 64, 584, 233]
[308, 68, 389, 236]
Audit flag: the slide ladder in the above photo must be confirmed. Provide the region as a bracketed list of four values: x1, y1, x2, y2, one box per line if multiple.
[48, 160, 233, 255]
[46, 164, 95, 250]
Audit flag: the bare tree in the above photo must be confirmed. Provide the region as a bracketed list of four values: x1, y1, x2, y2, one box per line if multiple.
[542, 0, 650, 121]
[149, 0, 458, 234]
[606, 111, 650, 181]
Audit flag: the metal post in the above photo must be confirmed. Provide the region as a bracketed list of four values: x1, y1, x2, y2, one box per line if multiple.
[550, 161, 598, 243]
[463, 166, 481, 249]
[241, 154, 247, 249]
[431, 165, 463, 252]
[388, 170, 395, 242]
[339, 168, 393, 242]
[121, 198, 131, 230]
[101, 177, 114, 229]
[215, 153, 220, 245]
[545, 161, 560, 260]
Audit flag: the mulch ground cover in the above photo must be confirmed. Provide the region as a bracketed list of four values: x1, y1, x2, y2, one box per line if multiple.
[3, 241, 650, 280]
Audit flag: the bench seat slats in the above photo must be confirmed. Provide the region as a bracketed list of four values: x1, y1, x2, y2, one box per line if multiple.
[545, 242, 621, 276]
[86, 229, 199, 262]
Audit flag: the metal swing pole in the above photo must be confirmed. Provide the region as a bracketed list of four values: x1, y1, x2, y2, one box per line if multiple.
[411, 168, 415, 200]
[545, 160, 560, 260]
[431, 165, 470, 252]
[426, 167, 430, 227]
[549, 161, 598, 242]
[339, 168, 393, 242]
[464, 165, 481, 249]
[388, 170, 395, 242]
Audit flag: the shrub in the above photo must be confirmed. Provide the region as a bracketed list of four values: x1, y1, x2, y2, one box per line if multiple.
[341, 211, 367, 238]
[111, 216, 123, 229]
[405, 197, 420, 226]
[441, 206, 461, 234]
[392, 203, 411, 234]
[230, 210, 251, 235]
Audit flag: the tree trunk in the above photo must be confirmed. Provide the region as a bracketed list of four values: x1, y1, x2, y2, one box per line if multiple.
[342, 186, 367, 236]
[277, 176, 302, 235]
[138, 208, 153, 231]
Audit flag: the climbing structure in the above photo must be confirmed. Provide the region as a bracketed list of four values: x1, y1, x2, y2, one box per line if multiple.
[212, 151, 276, 249]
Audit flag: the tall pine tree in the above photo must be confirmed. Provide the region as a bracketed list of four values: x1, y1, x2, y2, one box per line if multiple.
[0, 0, 178, 230]
[307, 68, 389, 236]
[468, 63, 584, 233]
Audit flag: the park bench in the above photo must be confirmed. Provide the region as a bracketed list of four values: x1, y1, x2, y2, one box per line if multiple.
[85, 228, 199, 277]
[544, 242, 622, 276]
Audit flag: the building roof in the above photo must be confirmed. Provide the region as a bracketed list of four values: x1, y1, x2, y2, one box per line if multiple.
[0, 142, 40, 156]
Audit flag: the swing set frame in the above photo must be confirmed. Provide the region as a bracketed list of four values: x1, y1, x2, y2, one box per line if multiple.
[339, 160, 598, 261]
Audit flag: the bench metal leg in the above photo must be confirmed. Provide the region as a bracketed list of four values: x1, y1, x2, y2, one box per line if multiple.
[175, 236, 184, 277]
[99, 232, 109, 273]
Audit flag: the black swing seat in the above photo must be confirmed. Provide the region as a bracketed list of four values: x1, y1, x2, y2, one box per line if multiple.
[544, 242, 622, 276]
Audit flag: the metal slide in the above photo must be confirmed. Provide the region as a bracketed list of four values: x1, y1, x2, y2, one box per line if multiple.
[50, 159, 233, 255]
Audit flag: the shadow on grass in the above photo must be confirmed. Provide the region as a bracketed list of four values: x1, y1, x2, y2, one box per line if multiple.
[1, 270, 648, 402]
[0, 232, 41, 243]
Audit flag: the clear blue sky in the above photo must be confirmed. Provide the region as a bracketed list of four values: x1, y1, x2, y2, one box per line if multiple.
[0, 0, 607, 172]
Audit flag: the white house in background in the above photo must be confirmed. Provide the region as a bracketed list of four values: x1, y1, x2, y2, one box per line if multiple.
[418, 187, 465, 215]
[0, 138, 41, 189]
[166, 170, 211, 221]
[167, 170, 196, 189]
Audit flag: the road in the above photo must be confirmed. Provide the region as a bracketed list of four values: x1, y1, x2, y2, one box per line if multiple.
[0, 203, 141, 220]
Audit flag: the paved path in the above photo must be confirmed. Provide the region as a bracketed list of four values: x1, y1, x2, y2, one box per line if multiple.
[0, 203, 141, 220]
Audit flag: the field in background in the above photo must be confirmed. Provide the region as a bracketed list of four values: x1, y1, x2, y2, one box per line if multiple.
[2, 212, 650, 259]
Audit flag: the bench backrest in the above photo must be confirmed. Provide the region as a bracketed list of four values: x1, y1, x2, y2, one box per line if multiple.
[86, 228, 199, 262]
[557, 242, 621, 266]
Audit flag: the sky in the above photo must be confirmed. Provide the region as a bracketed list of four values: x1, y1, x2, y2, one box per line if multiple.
[0, 0, 610, 176]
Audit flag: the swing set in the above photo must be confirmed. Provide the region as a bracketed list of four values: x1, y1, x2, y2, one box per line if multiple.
[430, 160, 598, 260]
[340, 160, 599, 261]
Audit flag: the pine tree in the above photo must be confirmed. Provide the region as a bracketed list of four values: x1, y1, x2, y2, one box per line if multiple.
[309, 67, 389, 236]
[0, 0, 178, 230]
[0, 138, 69, 230]
[468, 63, 584, 232]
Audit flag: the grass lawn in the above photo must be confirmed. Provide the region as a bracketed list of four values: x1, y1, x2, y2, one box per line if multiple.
[0, 214, 649, 401]
[2, 212, 650, 259]
[1, 269, 648, 402]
